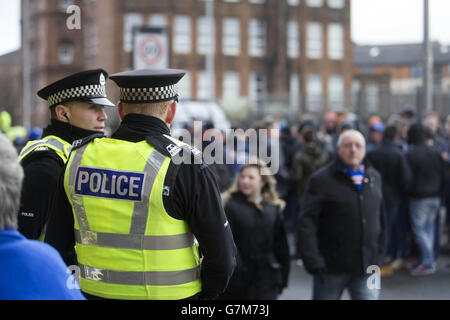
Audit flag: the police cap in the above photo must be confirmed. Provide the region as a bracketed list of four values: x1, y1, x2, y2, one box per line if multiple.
[38, 69, 115, 109]
[109, 69, 186, 104]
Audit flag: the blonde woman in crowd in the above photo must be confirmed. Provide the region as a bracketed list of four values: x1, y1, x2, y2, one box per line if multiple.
[219, 159, 290, 300]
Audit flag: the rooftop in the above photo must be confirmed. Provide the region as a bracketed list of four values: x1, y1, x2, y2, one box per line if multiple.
[354, 42, 450, 66]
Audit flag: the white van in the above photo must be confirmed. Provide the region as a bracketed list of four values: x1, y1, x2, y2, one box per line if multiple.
[172, 100, 231, 131]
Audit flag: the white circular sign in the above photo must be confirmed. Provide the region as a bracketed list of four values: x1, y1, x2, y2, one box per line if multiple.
[138, 36, 163, 65]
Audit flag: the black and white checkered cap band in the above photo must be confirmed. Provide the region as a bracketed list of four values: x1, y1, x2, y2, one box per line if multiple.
[47, 85, 107, 107]
[119, 85, 177, 103]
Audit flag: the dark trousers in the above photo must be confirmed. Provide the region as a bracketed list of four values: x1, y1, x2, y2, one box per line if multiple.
[385, 205, 400, 259]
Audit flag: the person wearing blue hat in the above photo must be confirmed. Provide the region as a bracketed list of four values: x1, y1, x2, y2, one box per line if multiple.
[17, 69, 115, 241]
[367, 122, 385, 152]
[45, 69, 237, 300]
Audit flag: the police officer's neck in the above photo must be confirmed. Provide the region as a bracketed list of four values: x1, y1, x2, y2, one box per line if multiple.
[47, 119, 103, 144]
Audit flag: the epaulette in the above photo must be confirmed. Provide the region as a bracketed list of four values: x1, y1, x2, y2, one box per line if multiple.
[71, 133, 105, 150]
[146, 135, 203, 162]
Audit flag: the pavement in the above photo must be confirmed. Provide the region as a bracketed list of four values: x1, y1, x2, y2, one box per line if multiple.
[279, 255, 450, 300]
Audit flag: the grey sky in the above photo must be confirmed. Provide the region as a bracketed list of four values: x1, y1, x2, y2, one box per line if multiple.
[0, 0, 20, 55]
[352, 0, 450, 45]
[0, 0, 450, 56]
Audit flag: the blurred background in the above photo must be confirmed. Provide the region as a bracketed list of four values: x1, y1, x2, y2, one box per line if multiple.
[0, 0, 450, 134]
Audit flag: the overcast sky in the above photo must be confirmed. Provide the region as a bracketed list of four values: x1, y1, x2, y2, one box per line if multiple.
[1, 0, 450, 56]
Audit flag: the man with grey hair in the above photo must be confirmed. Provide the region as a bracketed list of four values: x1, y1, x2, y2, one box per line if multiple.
[297, 129, 385, 300]
[0, 133, 85, 300]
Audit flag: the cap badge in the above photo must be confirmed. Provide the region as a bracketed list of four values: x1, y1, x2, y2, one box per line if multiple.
[99, 73, 106, 86]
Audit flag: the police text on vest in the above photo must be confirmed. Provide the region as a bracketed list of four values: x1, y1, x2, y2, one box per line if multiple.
[75, 167, 145, 201]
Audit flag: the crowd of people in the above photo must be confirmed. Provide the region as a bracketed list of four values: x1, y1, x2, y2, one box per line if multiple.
[0, 67, 449, 301]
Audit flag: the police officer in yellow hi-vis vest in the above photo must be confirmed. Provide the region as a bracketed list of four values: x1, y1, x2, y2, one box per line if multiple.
[45, 69, 237, 300]
[18, 69, 114, 241]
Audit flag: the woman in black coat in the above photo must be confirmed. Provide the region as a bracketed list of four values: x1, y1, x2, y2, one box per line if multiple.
[219, 159, 291, 300]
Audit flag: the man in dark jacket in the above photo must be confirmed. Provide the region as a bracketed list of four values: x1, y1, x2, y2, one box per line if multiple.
[367, 126, 412, 267]
[405, 123, 444, 276]
[297, 129, 385, 300]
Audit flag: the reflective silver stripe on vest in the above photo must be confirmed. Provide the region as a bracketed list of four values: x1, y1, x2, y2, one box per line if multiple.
[74, 230, 194, 250]
[20, 138, 68, 160]
[80, 264, 200, 286]
[68, 145, 91, 237]
[129, 149, 167, 235]
[20, 138, 63, 156]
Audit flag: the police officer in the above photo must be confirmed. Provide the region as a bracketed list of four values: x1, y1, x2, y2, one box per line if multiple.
[45, 69, 237, 300]
[18, 69, 115, 240]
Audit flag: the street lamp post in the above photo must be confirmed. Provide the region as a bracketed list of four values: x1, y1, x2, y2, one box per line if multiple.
[205, 0, 215, 101]
[22, 0, 31, 129]
[422, 0, 433, 119]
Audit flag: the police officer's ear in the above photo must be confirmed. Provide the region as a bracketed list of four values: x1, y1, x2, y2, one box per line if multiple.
[54, 104, 71, 123]
[165, 101, 177, 125]
[118, 102, 125, 121]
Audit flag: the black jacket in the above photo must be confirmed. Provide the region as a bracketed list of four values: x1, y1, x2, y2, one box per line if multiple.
[45, 114, 237, 300]
[405, 144, 444, 199]
[366, 142, 412, 209]
[18, 120, 100, 240]
[220, 192, 290, 300]
[297, 159, 385, 275]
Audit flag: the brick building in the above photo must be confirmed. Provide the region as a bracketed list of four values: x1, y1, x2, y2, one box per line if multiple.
[353, 42, 450, 119]
[0, 50, 21, 123]
[16, 0, 353, 127]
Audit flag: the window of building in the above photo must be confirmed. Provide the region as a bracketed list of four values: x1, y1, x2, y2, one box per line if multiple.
[306, 75, 322, 111]
[84, 20, 98, 58]
[174, 15, 192, 54]
[59, 0, 73, 12]
[352, 80, 361, 111]
[362, 66, 372, 74]
[197, 17, 214, 55]
[177, 71, 192, 100]
[306, 0, 323, 7]
[223, 18, 240, 56]
[148, 14, 167, 27]
[249, 0, 266, 3]
[287, 21, 300, 58]
[306, 22, 322, 59]
[249, 73, 266, 106]
[197, 71, 210, 100]
[290, 74, 300, 113]
[365, 83, 379, 113]
[248, 19, 266, 57]
[124, 13, 143, 52]
[411, 64, 423, 78]
[287, 0, 300, 6]
[223, 72, 241, 101]
[328, 75, 344, 110]
[59, 43, 74, 65]
[328, 23, 344, 60]
[327, 0, 345, 9]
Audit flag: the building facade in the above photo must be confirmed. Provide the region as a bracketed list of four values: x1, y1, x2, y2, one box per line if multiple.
[17, 0, 352, 127]
[353, 43, 450, 119]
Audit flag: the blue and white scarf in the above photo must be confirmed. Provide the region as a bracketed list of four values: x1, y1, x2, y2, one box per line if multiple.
[342, 163, 365, 192]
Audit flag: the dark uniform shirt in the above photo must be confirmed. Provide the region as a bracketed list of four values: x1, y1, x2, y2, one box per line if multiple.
[45, 114, 237, 300]
[18, 120, 101, 240]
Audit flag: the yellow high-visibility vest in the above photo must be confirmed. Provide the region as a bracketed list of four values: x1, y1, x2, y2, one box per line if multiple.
[19, 135, 72, 242]
[65, 136, 202, 300]
[19, 135, 72, 164]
